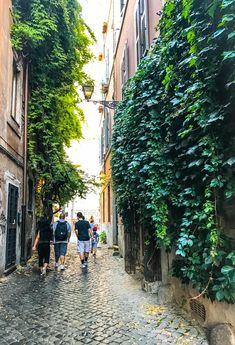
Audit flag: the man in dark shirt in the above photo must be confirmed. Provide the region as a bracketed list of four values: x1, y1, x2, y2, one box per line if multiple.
[75, 212, 93, 268]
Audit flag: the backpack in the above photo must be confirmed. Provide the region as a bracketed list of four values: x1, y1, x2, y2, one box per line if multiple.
[55, 221, 68, 241]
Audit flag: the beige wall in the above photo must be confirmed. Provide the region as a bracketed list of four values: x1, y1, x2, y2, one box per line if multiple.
[114, 0, 161, 101]
[170, 277, 235, 328]
[0, 0, 24, 159]
[100, 150, 112, 225]
[0, 0, 28, 275]
[148, 0, 163, 40]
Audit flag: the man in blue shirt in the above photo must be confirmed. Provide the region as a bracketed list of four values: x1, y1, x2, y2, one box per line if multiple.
[53, 213, 71, 270]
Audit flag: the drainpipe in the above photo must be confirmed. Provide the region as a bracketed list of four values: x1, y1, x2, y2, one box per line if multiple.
[21, 62, 28, 263]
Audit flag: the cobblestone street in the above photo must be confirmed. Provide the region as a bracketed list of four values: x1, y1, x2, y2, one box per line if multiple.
[0, 242, 209, 345]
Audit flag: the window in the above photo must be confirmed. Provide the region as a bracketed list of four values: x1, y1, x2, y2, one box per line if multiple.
[11, 59, 21, 121]
[121, 42, 129, 93]
[100, 110, 111, 164]
[107, 185, 111, 223]
[105, 114, 109, 150]
[103, 192, 105, 222]
[105, 49, 110, 83]
[104, 108, 110, 150]
[100, 127, 104, 164]
[120, 0, 126, 14]
[135, 0, 149, 65]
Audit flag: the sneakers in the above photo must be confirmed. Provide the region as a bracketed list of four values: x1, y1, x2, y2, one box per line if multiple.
[54, 262, 59, 269]
[84, 261, 88, 267]
[41, 267, 46, 276]
[80, 263, 86, 269]
[60, 264, 65, 271]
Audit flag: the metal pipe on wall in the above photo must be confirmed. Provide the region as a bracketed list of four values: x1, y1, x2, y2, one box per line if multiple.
[21, 62, 28, 263]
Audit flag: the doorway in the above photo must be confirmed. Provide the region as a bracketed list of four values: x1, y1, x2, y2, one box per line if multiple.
[5, 184, 18, 270]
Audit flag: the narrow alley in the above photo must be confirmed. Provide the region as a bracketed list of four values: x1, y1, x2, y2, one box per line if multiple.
[0, 243, 208, 345]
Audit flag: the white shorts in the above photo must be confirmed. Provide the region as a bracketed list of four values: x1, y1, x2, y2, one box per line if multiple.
[77, 240, 90, 253]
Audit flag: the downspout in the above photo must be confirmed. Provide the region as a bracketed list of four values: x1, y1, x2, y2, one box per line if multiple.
[21, 62, 28, 262]
[111, 0, 118, 246]
[23, 63, 28, 205]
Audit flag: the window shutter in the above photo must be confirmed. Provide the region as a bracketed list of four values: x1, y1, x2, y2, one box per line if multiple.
[135, 0, 149, 65]
[120, 0, 125, 13]
[121, 41, 129, 94]
[135, 7, 140, 65]
[124, 42, 129, 82]
[105, 49, 110, 83]
[100, 127, 104, 164]
[104, 109, 109, 150]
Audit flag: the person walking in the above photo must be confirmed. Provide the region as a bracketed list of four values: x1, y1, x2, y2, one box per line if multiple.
[75, 212, 93, 268]
[53, 213, 71, 270]
[89, 216, 95, 228]
[91, 224, 99, 258]
[32, 216, 53, 276]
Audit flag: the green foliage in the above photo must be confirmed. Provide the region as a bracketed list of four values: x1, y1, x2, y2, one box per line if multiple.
[111, 0, 235, 303]
[12, 0, 95, 217]
[99, 231, 107, 244]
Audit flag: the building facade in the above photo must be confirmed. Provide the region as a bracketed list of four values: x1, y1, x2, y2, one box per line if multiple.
[0, 0, 35, 275]
[99, 0, 163, 251]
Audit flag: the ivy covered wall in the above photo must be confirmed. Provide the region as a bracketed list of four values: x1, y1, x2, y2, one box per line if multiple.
[12, 0, 95, 217]
[111, 0, 235, 303]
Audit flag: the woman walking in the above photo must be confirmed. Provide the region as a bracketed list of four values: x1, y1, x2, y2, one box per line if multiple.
[32, 216, 53, 275]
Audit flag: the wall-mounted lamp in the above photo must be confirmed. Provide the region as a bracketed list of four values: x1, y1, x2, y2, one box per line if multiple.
[82, 83, 119, 110]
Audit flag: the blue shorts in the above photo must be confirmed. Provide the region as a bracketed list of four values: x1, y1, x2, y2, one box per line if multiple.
[91, 240, 98, 249]
[54, 243, 68, 257]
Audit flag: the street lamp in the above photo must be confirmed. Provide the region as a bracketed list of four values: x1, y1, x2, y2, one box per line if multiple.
[82, 84, 94, 101]
[82, 83, 119, 110]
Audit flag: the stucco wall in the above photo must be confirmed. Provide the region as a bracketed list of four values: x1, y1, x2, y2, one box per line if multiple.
[170, 277, 235, 329]
[0, 0, 30, 275]
[118, 223, 125, 258]
[114, 0, 162, 101]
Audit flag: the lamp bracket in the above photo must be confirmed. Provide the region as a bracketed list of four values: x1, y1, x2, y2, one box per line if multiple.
[89, 100, 119, 110]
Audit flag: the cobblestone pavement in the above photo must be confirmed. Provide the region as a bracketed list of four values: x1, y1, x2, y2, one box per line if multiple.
[0, 242, 209, 345]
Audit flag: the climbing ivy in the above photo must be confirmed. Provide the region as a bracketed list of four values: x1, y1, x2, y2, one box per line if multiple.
[112, 0, 235, 303]
[12, 0, 95, 217]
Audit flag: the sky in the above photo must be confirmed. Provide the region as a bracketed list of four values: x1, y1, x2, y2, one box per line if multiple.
[66, 0, 109, 211]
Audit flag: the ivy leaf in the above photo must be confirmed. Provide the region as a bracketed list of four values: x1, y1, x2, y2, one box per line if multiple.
[227, 252, 235, 265]
[224, 157, 235, 166]
[176, 249, 186, 257]
[170, 97, 181, 105]
[221, 266, 235, 275]
[188, 159, 204, 168]
[208, 110, 224, 123]
[223, 51, 235, 60]
[207, 0, 220, 17]
[221, 14, 235, 24]
[222, 0, 235, 8]
[212, 29, 225, 38]
[228, 32, 235, 40]
[216, 290, 225, 301]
